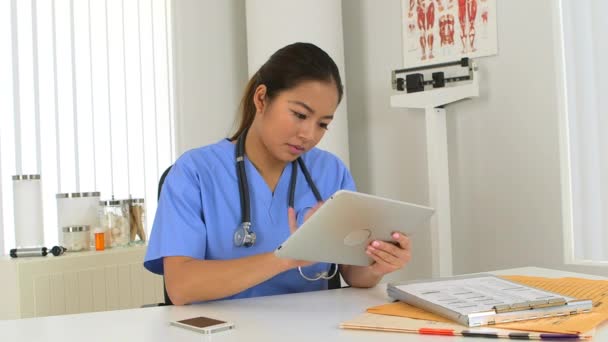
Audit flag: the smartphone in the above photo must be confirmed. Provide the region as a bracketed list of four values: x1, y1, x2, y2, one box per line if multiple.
[170, 316, 235, 334]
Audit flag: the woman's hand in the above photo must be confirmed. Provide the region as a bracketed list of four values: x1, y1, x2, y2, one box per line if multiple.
[365, 232, 412, 276]
[284, 202, 324, 269]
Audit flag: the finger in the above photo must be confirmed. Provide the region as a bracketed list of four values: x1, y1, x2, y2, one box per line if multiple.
[367, 246, 411, 270]
[288, 207, 297, 234]
[369, 240, 412, 265]
[392, 232, 411, 250]
[370, 240, 403, 259]
[367, 243, 401, 266]
[366, 250, 399, 273]
[303, 201, 324, 221]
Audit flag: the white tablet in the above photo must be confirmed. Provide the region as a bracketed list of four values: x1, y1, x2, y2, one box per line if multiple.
[275, 190, 434, 266]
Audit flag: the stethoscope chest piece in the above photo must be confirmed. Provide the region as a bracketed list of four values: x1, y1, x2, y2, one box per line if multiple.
[233, 128, 321, 248]
[234, 222, 256, 247]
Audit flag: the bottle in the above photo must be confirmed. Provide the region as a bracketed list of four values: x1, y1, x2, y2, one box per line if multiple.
[93, 227, 106, 251]
[128, 198, 147, 244]
[99, 199, 131, 247]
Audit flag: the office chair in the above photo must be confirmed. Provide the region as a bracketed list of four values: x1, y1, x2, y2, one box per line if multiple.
[156, 163, 343, 306]
[157, 165, 174, 306]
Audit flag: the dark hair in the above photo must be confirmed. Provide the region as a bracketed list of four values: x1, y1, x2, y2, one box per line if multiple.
[230, 42, 343, 140]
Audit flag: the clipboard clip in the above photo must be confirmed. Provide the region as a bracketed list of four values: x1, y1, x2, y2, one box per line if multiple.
[493, 298, 567, 313]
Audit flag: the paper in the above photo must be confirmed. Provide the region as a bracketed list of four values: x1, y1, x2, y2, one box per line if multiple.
[341, 312, 594, 340]
[368, 301, 453, 322]
[496, 276, 608, 334]
[394, 276, 567, 315]
[368, 275, 608, 335]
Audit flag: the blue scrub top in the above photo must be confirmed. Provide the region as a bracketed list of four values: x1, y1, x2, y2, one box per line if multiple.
[144, 138, 356, 300]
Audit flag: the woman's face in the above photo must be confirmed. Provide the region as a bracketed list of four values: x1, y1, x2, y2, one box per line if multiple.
[252, 80, 339, 163]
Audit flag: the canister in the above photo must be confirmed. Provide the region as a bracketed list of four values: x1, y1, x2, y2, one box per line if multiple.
[128, 198, 146, 244]
[99, 199, 130, 247]
[61, 225, 91, 251]
[12, 175, 44, 247]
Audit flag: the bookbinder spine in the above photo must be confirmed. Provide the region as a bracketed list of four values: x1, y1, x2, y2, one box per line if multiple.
[467, 299, 593, 327]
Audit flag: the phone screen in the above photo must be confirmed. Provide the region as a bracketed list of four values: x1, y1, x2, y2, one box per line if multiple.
[177, 316, 227, 328]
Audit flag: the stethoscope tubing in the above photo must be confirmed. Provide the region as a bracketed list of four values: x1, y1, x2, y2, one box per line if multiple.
[236, 128, 323, 224]
[235, 128, 337, 282]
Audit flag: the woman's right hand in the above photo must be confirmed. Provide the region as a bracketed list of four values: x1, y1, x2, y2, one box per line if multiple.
[284, 202, 323, 269]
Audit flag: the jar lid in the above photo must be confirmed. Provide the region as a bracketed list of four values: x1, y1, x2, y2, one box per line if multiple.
[100, 199, 121, 206]
[62, 225, 91, 232]
[100, 199, 130, 206]
[57, 191, 101, 198]
[81, 191, 101, 197]
[56, 192, 82, 198]
[130, 198, 145, 204]
[12, 174, 41, 180]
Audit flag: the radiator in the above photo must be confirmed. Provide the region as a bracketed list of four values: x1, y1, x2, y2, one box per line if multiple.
[0, 245, 164, 319]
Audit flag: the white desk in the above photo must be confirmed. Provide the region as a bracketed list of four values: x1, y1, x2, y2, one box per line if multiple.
[2, 267, 607, 341]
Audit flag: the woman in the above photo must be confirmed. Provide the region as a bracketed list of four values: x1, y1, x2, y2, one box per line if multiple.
[144, 42, 411, 305]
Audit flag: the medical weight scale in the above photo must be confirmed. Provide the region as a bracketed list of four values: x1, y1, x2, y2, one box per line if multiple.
[390, 58, 479, 278]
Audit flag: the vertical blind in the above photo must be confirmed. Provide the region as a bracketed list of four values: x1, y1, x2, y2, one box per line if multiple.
[0, 0, 175, 254]
[561, 0, 608, 261]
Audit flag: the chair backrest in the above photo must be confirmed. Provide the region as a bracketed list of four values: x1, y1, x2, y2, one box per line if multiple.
[157, 165, 174, 305]
[156, 164, 342, 305]
[327, 264, 342, 290]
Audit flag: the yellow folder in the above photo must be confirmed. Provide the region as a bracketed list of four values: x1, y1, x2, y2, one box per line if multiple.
[367, 275, 608, 335]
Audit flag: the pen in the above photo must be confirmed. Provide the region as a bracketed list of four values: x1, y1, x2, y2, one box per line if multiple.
[419, 328, 455, 336]
[418, 328, 581, 340]
[462, 331, 581, 340]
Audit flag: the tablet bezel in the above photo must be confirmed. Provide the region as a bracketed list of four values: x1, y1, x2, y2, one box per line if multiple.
[274, 190, 434, 266]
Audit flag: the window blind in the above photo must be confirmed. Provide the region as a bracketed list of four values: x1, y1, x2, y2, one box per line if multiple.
[0, 0, 175, 254]
[561, 0, 608, 261]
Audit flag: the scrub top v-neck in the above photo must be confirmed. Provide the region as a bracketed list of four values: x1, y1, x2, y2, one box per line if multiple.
[144, 138, 356, 300]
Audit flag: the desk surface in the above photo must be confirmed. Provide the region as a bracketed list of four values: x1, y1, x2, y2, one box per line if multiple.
[2, 267, 607, 341]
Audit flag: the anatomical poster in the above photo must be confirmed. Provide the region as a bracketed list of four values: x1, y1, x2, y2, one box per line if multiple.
[402, 0, 498, 68]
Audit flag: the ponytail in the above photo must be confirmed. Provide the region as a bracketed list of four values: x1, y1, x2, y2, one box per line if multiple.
[230, 74, 258, 141]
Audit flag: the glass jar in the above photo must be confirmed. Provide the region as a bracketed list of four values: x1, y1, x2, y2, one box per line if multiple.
[61, 225, 91, 252]
[99, 199, 131, 247]
[56, 192, 100, 246]
[128, 198, 147, 244]
[12, 175, 44, 247]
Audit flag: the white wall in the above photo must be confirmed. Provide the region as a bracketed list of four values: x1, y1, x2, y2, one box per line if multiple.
[245, 0, 351, 166]
[343, 0, 608, 277]
[446, 0, 565, 274]
[172, 0, 248, 155]
[172, 0, 350, 164]
[174, 0, 608, 279]
[342, 0, 432, 281]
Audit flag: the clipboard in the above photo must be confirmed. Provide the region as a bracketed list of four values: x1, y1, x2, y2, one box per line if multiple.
[387, 274, 593, 327]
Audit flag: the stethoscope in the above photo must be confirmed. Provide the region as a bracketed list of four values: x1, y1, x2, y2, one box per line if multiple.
[232, 128, 338, 281]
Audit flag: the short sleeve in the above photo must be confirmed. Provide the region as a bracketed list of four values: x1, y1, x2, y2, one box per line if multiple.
[340, 166, 357, 192]
[144, 154, 207, 275]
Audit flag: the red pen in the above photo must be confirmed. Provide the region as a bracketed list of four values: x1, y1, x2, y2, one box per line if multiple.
[419, 328, 456, 336]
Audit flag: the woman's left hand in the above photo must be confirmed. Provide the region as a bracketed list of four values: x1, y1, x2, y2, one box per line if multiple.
[365, 232, 411, 276]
